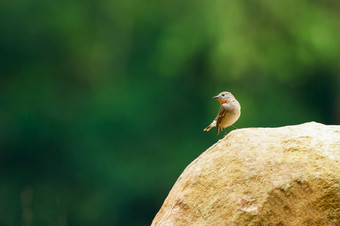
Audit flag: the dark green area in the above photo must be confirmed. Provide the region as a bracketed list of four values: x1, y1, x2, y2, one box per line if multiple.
[1, 0, 339, 225]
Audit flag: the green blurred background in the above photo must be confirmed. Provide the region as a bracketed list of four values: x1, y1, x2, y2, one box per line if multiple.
[1, 0, 340, 225]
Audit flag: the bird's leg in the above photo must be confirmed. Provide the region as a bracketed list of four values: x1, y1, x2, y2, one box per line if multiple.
[223, 128, 228, 137]
[231, 125, 238, 130]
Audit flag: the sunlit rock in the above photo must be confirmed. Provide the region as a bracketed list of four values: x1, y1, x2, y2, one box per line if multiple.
[152, 122, 340, 225]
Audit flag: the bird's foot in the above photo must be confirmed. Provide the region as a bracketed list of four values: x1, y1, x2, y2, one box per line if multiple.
[223, 129, 228, 138]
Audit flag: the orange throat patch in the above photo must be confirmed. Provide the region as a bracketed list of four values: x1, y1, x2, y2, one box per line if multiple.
[218, 99, 229, 104]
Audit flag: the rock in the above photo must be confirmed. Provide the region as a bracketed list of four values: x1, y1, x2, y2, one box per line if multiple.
[152, 122, 340, 225]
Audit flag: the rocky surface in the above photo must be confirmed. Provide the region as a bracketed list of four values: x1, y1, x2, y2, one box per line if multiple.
[152, 122, 340, 225]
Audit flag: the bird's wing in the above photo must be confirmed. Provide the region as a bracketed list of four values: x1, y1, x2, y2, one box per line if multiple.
[215, 106, 226, 135]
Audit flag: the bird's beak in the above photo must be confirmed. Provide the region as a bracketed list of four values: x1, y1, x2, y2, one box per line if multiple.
[213, 95, 219, 99]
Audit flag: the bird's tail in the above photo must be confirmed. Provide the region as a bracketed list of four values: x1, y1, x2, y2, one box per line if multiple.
[203, 124, 213, 131]
[203, 120, 216, 131]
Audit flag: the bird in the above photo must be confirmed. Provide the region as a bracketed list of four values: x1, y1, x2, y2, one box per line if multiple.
[204, 91, 241, 135]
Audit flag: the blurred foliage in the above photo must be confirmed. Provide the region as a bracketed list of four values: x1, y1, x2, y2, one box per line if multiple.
[0, 0, 340, 225]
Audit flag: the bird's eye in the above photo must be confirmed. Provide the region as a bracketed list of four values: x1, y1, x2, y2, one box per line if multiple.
[222, 94, 225, 96]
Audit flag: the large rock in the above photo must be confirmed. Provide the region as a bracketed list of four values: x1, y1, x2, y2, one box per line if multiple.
[152, 122, 340, 225]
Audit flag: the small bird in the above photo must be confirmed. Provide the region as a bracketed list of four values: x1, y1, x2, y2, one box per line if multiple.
[204, 91, 241, 135]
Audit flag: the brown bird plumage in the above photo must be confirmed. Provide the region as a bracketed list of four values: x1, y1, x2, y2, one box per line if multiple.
[204, 91, 241, 135]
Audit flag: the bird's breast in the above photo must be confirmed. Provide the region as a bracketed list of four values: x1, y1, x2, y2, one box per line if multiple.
[220, 108, 241, 127]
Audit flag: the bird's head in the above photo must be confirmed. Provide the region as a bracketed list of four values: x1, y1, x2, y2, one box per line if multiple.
[213, 91, 234, 104]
